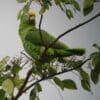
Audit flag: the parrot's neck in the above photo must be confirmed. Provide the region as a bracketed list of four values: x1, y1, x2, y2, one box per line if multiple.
[29, 19, 36, 26]
[20, 20, 36, 31]
[19, 19, 37, 40]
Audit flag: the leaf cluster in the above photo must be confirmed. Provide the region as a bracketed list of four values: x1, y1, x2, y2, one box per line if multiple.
[17, 0, 98, 20]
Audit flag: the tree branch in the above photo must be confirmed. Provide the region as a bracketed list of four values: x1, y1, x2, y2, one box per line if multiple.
[39, 15, 45, 45]
[20, 51, 32, 61]
[23, 58, 90, 93]
[14, 69, 33, 100]
[48, 12, 100, 48]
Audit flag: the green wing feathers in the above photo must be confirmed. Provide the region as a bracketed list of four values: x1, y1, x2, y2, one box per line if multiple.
[25, 29, 69, 49]
[25, 28, 85, 58]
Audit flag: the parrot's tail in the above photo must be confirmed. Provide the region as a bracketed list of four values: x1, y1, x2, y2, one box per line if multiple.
[53, 48, 85, 57]
[67, 48, 86, 56]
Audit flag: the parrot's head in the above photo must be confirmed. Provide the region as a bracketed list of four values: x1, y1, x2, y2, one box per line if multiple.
[21, 10, 36, 26]
[28, 10, 36, 26]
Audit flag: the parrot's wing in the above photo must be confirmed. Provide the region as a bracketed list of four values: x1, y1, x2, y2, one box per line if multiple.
[25, 29, 85, 56]
[25, 29, 69, 49]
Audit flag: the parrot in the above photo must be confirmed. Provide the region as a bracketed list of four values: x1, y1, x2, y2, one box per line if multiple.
[19, 10, 85, 61]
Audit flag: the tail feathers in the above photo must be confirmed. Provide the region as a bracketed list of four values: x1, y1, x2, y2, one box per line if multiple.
[53, 48, 85, 57]
[66, 48, 86, 56]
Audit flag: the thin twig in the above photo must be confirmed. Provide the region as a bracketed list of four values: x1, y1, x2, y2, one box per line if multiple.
[21, 60, 29, 67]
[40, 12, 100, 60]
[48, 12, 100, 48]
[14, 68, 33, 100]
[39, 15, 45, 45]
[20, 51, 32, 61]
[23, 58, 90, 93]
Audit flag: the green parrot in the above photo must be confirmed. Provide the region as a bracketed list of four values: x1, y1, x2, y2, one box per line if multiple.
[19, 10, 85, 61]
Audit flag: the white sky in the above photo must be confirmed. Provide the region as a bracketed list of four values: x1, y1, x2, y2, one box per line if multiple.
[0, 0, 100, 100]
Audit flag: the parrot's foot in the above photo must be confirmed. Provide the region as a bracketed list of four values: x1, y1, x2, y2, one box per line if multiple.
[38, 55, 53, 63]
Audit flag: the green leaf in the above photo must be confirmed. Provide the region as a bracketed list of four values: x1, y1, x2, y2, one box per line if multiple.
[91, 69, 99, 84]
[54, 0, 61, 5]
[83, 0, 94, 16]
[63, 59, 83, 68]
[36, 83, 42, 92]
[0, 76, 8, 86]
[0, 90, 5, 100]
[53, 77, 64, 90]
[2, 79, 14, 95]
[23, 3, 30, 13]
[0, 56, 9, 72]
[61, 0, 70, 4]
[39, 6, 46, 15]
[66, 9, 74, 19]
[93, 44, 100, 51]
[16, 0, 27, 3]
[71, 60, 83, 68]
[39, 4, 49, 15]
[62, 79, 77, 90]
[12, 63, 22, 76]
[48, 67, 57, 75]
[30, 83, 41, 100]
[17, 3, 29, 20]
[14, 77, 24, 89]
[80, 69, 89, 80]
[5, 65, 12, 72]
[54, 0, 64, 11]
[30, 88, 37, 100]
[70, 0, 81, 11]
[81, 80, 91, 92]
[91, 52, 100, 67]
[58, 58, 67, 63]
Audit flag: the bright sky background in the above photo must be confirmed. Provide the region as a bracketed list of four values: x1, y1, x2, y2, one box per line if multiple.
[0, 0, 100, 100]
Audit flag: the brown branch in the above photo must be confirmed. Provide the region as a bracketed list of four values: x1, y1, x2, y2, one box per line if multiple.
[20, 51, 32, 61]
[40, 12, 100, 58]
[39, 15, 45, 45]
[23, 58, 90, 93]
[48, 12, 100, 48]
[14, 68, 33, 100]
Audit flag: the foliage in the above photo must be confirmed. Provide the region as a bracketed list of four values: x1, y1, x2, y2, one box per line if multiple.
[17, 0, 99, 20]
[0, 0, 100, 100]
[0, 44, 100, 99]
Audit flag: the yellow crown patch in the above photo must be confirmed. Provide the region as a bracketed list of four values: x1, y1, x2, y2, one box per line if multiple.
[28, 10, 35, 16]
